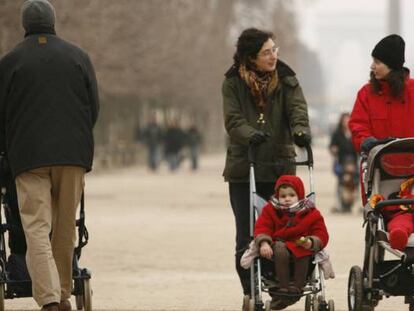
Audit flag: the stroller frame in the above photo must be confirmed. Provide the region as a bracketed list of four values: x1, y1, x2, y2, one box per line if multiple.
[0, 153, 93, 311]
[247, 144, 334, 311]
[348, 138, 414, 311]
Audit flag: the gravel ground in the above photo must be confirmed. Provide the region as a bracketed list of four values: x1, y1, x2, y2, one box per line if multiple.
[4, 143, 409, 310]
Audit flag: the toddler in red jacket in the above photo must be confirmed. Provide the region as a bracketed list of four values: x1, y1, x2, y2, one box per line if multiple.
[369, 176, 414, 251]
[254, 175, 329, 308]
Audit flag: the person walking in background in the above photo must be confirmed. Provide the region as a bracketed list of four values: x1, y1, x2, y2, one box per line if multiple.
[139, 114, 163, 171]
[222, 27, 311, 310]
[186, 124, 202, 170]
[329, 112, 358, 213]
[163, 119, 186, 171]
[0, 1, 99, 310]
[349, 34, 414, 205]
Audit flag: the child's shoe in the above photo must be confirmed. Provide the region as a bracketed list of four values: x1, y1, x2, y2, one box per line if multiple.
[389, 229, 409, 251]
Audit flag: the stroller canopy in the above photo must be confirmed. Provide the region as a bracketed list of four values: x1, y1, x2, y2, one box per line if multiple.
[366, 138, 414, 184]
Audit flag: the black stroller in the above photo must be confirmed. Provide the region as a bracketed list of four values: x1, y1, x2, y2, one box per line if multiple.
[347, 138, 414, 311]
[246, 144, 335, 311]
[0, 153, 92, 311]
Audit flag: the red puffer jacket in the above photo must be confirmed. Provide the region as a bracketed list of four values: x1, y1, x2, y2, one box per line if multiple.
[254, 204, 329, 258]
[349, 78, 414, 152]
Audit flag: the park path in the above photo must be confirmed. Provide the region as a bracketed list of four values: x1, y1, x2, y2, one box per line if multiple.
[5, 142, 407, 310]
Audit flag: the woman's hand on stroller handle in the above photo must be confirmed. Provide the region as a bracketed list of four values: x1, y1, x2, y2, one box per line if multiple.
[293, 131, 311, 147]
[248, 141, 313, 167]
[249, 131, 270, 146]
[361, 136, 396, 154]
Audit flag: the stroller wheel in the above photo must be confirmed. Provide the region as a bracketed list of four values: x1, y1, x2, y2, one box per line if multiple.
[328, 299, 334, 311]
[304, 295, 311, 311]
[312, 296, 319, 311]
[0, 283, 4, 311]
[75, 294, 84, 310]
[348, 266, 364, 311]
[248, 298, 254, 311]
[83, 279, 92, 311]
[75, 279, 92, 311]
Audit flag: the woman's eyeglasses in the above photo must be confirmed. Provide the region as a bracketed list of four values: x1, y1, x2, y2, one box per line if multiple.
[258, 46, 279, 58]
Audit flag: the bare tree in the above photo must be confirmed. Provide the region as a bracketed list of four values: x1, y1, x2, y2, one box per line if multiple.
[0, 0, 306, 164]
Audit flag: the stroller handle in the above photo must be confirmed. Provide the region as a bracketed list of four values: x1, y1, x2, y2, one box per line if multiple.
[373, 198, 414, 213]
[248, 142, 313, 168]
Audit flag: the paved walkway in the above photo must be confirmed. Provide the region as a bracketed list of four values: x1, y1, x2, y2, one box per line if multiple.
[5, 143, 408, 310]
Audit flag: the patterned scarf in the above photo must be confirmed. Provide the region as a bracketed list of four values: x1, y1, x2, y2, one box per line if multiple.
[239, 64, 278, 122]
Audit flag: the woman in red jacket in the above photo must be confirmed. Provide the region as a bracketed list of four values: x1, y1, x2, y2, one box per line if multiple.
[349, 34, 414, 153]
[254, 175, 329, 309]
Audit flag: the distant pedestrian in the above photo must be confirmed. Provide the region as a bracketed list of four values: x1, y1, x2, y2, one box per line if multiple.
[164, 120, 186, 171]
[329, 112, 358, 213]
[186, 125, 202, 170]
[0, 1, 99, 310]
[139, 115, 163, 171]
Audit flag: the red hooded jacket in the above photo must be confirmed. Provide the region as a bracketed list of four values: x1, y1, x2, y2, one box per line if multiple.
[254, 175, 329, 258]
[349, 78, 414, 152]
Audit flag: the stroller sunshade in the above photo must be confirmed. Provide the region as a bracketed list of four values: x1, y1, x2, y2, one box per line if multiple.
[380, 152, 414, 177]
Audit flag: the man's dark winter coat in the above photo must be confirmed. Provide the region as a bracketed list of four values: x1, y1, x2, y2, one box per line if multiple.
[0, 33, 99, 177]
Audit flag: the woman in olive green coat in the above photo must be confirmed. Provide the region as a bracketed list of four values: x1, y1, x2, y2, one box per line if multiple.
[222, 28, 311, 309]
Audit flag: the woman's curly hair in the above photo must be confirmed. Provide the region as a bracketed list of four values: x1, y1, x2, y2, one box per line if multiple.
[233, 28, 274, 70]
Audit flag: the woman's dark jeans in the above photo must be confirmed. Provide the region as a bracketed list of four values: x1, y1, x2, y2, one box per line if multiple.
[229, 182, 274, 295]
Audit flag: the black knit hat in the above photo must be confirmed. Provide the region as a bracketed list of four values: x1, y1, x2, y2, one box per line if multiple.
[371, 34, 405, 70]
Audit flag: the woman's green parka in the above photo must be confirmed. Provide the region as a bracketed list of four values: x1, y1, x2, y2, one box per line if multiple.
[222, 61, 310, 182]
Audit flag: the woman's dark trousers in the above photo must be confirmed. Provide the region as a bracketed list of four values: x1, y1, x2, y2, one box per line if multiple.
[229, 182, 274, 295]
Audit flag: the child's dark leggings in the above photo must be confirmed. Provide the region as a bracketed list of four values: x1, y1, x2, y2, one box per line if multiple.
[273, 241, 310, 290]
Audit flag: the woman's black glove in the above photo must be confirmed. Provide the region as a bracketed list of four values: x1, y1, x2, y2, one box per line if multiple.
[361, 137, 395, 153]
[249, 131, 268, 146]
[293, 131, 311, 147]
[361, 137, 378, 152]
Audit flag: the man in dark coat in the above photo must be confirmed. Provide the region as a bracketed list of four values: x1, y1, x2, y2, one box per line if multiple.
[0, 1, 99, 310]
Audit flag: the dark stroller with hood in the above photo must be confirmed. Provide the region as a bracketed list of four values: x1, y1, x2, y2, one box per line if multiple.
[0, 154, 92, 311]
[348, 138, 414, 311]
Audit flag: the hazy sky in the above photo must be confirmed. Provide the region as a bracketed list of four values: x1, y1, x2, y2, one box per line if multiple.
[295, 0, 414, 114]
